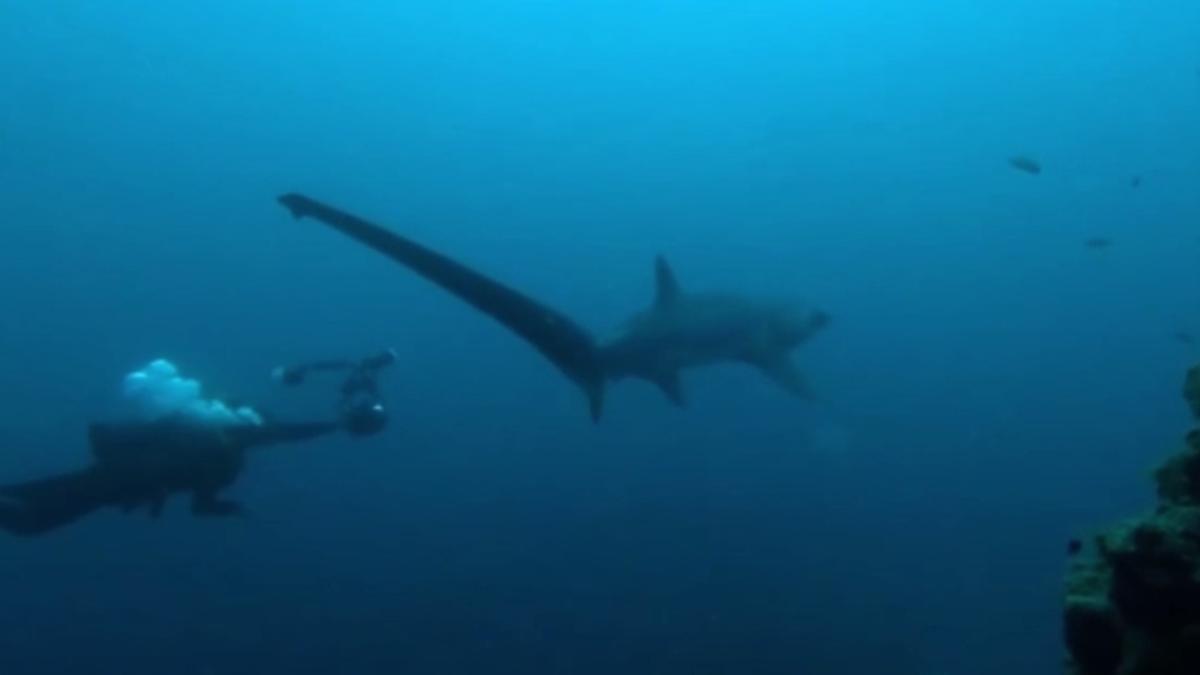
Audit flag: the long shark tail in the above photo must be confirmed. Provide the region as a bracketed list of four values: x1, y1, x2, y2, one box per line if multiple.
[277, 193, 607, 421]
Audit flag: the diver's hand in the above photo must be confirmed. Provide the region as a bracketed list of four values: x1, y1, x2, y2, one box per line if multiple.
[341, 398, 388, 437]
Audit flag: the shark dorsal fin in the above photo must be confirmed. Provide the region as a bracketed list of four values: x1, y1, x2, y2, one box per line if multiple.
[654, 255, 681, 310]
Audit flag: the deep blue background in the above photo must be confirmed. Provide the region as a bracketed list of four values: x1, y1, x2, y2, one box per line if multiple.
[1, 2, 1197, 673]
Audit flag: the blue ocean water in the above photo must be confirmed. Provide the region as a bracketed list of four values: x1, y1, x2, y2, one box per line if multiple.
[1, 1, 1197, 673]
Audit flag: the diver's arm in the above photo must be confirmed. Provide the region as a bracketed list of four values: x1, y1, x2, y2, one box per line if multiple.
[273, 360, 356, 387]
[237, 421, 342, 450]
[293, 359, 356, 372]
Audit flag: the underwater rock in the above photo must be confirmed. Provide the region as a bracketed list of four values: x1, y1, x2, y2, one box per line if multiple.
[1184, 366, 1200, 419]
[1154, 431, 1200, 505]
[1064, 365, 1200, 674]
[1063, 596, 1121, 675]
[1105, 509, 1200, 631]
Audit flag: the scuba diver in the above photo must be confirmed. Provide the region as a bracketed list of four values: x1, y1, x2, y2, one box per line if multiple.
[0, 349, 397, 537]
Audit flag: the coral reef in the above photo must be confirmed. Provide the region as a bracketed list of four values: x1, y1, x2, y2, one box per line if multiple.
[1064, 365, 1200, 674]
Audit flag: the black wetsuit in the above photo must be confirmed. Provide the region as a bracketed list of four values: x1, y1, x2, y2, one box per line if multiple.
[0, 352, 394, 537]
[0, 418, 338, 537]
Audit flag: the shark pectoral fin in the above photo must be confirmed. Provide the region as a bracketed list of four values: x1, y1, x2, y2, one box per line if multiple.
[587, 383, 605, 422]
[758, 356, 814, 400]
[654, 370, 687, 407]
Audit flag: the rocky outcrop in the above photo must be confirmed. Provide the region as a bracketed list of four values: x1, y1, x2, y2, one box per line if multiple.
[1063, 365, 1200, 675]
[1184, 365, 1200, 420]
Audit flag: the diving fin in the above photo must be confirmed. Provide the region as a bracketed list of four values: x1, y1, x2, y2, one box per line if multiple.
[0, 467, 121, 537]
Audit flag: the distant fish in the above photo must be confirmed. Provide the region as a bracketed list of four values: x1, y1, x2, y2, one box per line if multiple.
[1083, 237, 1112, 250]
[1175, 331, 1196, 346]
[1008, 155, 1041, 175]
[1130, 175, 1142, 188]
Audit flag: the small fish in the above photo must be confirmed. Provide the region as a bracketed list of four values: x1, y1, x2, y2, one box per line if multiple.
[1130, 175, 1142, 188]
[1084, 237, 1112, 250]
[1008, 155, 1041, 175]
[1067, 539, 1083, 556]
[1175, 331, 1196, 346]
